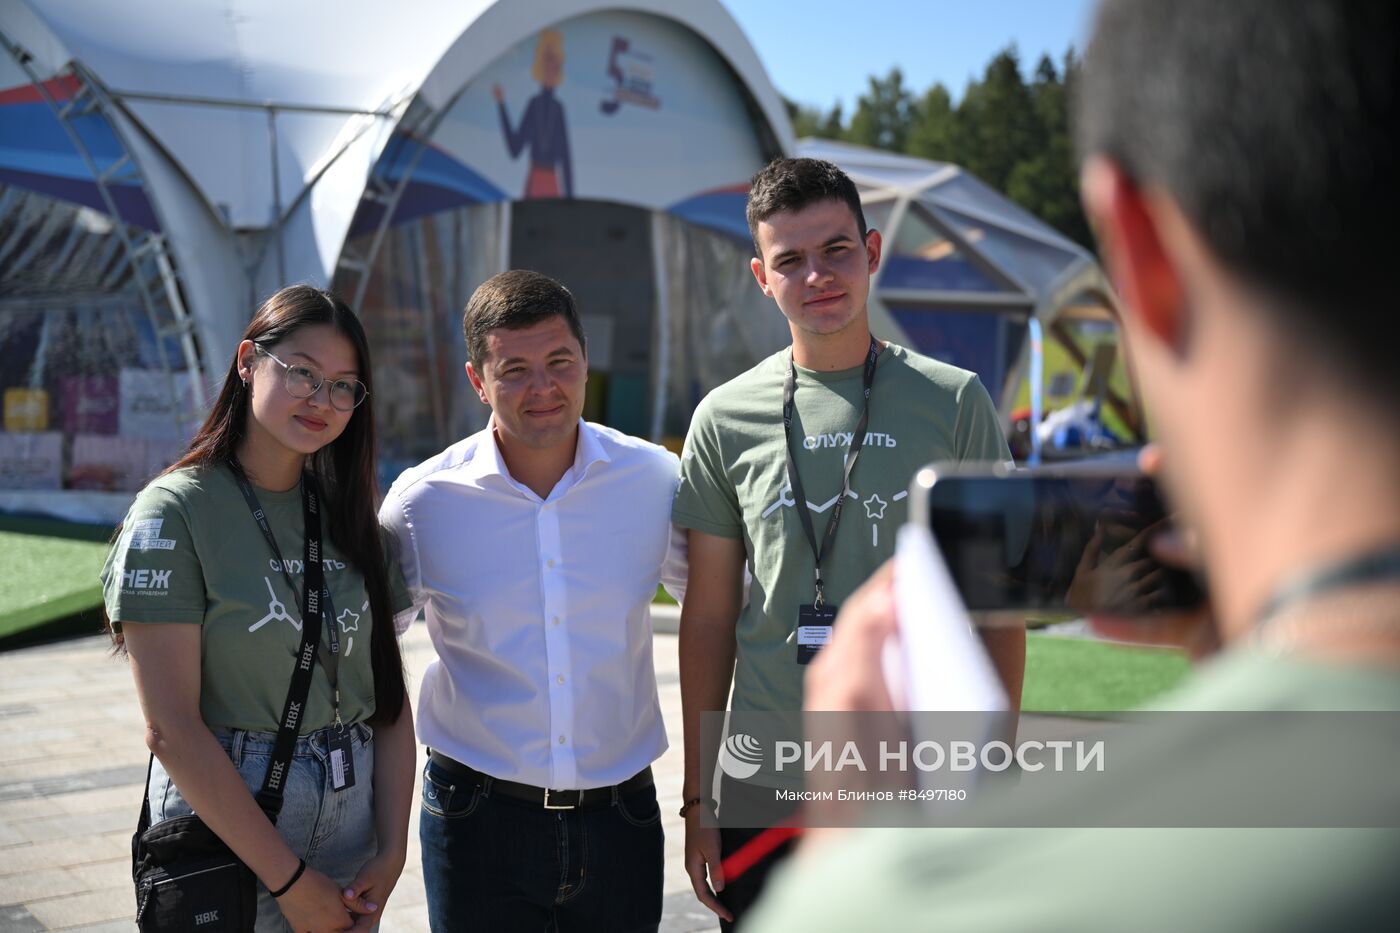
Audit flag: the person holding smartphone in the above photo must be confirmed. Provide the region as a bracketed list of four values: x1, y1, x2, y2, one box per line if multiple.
[745, 1, 1400, 930]
[105, 286, 416, 931]
[672, 156, 1025, 928]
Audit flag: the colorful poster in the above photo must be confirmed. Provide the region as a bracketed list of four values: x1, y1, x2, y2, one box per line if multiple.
[405, 11, 766, 215]
[3, 388, 49, 432]
[62, 374, 120, 434]
[0, 431, 63, 489]
[119, 368, 196, 440]
[71, 433, 150, 491]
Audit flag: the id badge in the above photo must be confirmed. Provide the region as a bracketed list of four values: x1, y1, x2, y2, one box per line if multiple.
[796, 603, 837, 665]
[328, 729, 356, 792]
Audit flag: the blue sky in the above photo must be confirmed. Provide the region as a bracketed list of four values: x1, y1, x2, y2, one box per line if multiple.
[719, 0, 1097, 112]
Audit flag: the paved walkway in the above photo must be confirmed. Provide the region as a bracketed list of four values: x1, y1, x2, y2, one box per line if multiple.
[0, 610, 720, 932]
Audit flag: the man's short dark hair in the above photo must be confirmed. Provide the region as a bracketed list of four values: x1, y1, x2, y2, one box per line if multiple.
[746, 157, 868, 256]
[1077, 0, 1397, 401]
[463, 269, 586, 368]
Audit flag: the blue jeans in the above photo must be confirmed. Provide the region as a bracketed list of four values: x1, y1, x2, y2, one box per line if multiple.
[419, 758, 664, 932]
[146, 724, 378, 932]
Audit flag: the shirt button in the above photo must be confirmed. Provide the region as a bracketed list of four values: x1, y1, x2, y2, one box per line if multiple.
[552, 616, 561, 626]
[558, 735, 566, 744]
[556, 674, 565, 685]
[546, 558, 555, 568]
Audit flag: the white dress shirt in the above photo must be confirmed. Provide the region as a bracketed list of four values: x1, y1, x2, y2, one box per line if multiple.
[380, 419, 685, 789]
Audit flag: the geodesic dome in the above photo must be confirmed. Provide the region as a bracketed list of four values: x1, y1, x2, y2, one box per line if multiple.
[798, 138, 1131, 429]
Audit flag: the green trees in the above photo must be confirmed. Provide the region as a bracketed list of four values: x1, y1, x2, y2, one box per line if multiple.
[959, 48, 1039, 196]
[846, 68, 915, 153]
[906, 83, 958, 162]
[785, 45, 1091, 249]
[1008, 52, 1092, 247]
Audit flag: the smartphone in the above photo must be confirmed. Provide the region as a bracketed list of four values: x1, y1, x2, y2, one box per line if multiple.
[907, 461, 1206, 616]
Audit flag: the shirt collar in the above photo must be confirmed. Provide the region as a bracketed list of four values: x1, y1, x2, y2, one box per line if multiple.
[463, 417, 611, 492]
[568, 419, 611, 484]
[460, 417, 512, 485]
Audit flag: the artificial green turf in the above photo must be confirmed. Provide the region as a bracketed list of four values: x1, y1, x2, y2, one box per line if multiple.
[653, 584, 1187, 710]
[653, 586, 1187, 711]
[1022, 632, 1191, 712]
[5, 531, 1187, 713]
[0, 530, 109, 639]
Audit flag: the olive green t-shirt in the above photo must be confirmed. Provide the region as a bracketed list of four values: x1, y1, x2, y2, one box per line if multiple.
[747, 651, 1400, 932]
[673, 344, 1011, 714]
[101, 465, 411, 733]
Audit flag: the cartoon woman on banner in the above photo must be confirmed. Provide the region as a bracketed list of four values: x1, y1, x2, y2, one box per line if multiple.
[493, 30, 574, 199]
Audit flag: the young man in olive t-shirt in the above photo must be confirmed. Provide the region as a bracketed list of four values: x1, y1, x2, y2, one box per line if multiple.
[748, 3, 1400, 931]
[672, 157, 1024, 928]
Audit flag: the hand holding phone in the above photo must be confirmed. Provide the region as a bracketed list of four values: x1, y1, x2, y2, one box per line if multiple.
[1085, 446, 1221, 659]
[909, 459, 1206, 617]
[1066, 517, 1175, 615]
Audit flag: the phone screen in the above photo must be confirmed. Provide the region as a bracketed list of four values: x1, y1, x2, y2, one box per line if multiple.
[924, 470, 1205, 615]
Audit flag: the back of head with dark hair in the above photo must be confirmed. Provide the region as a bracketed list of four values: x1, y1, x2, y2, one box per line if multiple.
[746, 157, 868, 256]
[462, 269, 587, 368]
[1077, 0, 1399, 401]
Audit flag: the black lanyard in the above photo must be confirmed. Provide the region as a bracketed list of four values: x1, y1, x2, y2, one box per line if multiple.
[1255, 544, 1400, 627]
[782, 337, 880, 608]
[227, 460, 343, 728]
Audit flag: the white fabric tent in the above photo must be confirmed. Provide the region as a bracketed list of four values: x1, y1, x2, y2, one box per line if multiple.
[4, 0, 793, 367]
[0, 0, 793, 517]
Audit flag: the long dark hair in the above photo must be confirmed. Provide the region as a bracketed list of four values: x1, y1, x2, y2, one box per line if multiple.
[111, 285, 405, 723]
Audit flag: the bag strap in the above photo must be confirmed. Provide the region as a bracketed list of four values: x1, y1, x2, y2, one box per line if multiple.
[137, 470, 328, 830]
[253, 470, 326, 822]
[137, 751, 156, 836]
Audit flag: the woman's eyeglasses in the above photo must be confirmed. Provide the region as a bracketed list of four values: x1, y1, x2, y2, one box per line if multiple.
[254, 344, 368, 411]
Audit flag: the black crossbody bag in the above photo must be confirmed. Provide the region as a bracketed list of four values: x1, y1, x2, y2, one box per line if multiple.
[132, 467, 327, 932]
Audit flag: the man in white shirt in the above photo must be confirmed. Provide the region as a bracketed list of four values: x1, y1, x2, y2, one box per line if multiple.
[379, 270, 685, 933]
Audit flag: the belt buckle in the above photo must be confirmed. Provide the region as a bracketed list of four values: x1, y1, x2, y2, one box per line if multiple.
[543, 787, 577, 810]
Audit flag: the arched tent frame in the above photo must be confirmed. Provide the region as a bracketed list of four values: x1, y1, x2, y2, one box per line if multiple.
[7, 0, 791, 372]
[1, 0, 794, 515]
[328, 1, 795, 462]
[0, 30, 205, 426]
[0, 12, 237, 519]
[333, 0, 794, 312]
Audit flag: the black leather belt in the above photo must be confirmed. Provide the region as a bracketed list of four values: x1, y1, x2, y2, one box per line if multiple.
[428, 750, 653, 810]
